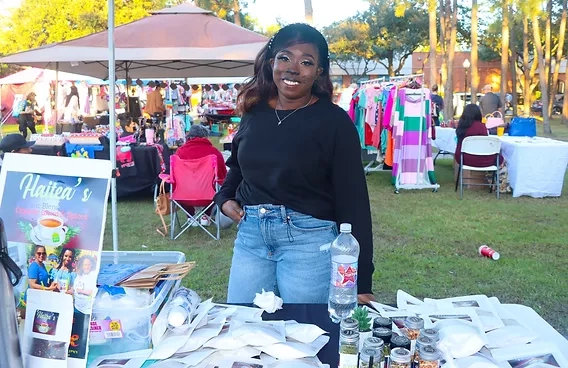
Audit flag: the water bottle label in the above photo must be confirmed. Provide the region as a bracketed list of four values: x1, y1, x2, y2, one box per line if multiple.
[339, 353, 358, 368]
[331, 261, 358, 288]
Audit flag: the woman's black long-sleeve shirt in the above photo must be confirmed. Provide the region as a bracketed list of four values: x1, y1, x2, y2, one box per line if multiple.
[214, 98, 375, 294]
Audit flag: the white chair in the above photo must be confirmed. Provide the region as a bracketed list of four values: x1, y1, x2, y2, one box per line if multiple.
[456, 136, 501, 199]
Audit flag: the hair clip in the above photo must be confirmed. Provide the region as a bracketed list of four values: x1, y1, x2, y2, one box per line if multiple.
[268, 35, 275, 50]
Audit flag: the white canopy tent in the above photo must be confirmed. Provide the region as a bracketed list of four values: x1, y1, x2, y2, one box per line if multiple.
[0, 4, 267, 80]
[0, 2, 267, 251]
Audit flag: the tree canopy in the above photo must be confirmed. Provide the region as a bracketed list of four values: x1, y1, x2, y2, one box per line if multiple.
[323, 0, 429, 76]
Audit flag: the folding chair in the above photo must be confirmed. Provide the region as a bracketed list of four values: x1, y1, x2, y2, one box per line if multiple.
[157, 154, 221, 240]
[455, 136, 501, 199]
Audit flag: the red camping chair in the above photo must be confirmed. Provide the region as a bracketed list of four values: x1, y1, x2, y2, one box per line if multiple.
[156, 154, 221, 240]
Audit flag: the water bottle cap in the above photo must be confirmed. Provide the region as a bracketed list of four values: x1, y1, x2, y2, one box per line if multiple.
[340, 223, 352, 233]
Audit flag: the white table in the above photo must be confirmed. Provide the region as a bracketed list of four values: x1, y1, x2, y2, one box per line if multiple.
[432, 127, 457, 163]
[498, 136, 568, 198]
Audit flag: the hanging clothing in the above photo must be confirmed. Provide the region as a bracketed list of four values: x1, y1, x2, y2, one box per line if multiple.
[391, 88, 437, 186]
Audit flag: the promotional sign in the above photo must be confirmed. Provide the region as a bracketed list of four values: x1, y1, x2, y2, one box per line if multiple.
[0, 153, 112, 368]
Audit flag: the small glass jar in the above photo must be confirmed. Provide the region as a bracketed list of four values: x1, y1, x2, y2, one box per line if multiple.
[418, 345, 441, 368]
[404, 316, 424, 341]
[372, 327, 392, 360]
[363, 336, 384, 351]
[419, 328, 439, 343]
[341, 317, 360, 333]
[412, 336, 434, 364]
[339, 329, 359, 368]
[373, 316, 393, 330]
[390, 335, 411, 351]
[389, 347, 411, 368]
[359, 348, 381, 368]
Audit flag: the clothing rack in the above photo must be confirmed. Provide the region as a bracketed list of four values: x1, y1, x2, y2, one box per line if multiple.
[388, 73, 424, 82]
[392, 73, 440, 193]
[361, 77, 386, 85]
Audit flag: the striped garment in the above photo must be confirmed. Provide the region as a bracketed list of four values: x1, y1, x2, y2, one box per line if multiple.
[391, 88, 437, 186]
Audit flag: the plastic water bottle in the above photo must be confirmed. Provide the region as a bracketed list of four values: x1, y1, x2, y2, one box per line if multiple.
[328, 223, 359, 323]
[167, 288, 201, 328]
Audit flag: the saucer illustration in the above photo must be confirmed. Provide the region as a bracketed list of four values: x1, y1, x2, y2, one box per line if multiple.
[30, 226, 65, 247]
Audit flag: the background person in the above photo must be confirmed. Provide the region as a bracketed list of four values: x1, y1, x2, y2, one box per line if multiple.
[18, 92, 40, 139]
[455, 104, 511, 193]
[214, 23, 375, 305]
[479, 84, 502, 117]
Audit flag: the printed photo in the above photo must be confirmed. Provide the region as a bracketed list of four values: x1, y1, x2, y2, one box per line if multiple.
[508, 354, 560, 367]
[29, 338, 68, 360]
[232, 362, 264, 368]
[452, 300, 480, 308]
[98, 358, 131, 366]
[428, 314, 473, 323]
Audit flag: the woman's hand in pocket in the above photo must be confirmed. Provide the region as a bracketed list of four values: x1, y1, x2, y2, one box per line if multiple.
[221, 200, 244, 223]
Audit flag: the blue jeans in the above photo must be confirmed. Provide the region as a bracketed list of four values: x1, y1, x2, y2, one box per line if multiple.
[227, 204, 338, 304]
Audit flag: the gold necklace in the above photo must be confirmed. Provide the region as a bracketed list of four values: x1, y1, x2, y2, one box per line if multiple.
[274, 95, 313, 125]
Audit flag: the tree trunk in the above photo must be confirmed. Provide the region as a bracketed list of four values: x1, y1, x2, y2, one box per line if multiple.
[232, 0, 241, 27]
[545, 0, 553, 115]
[501, 0, 509, 110]
[510, 4, 517, 116]
[471, 0, 479, 104]
[304, 0, 314, 25]
[531, 16, 552, 134]
[439, 0, 457, 119]
[522, 17, 531, 115]
[551, 0, 566, 119]
[428, 0, 438, 88]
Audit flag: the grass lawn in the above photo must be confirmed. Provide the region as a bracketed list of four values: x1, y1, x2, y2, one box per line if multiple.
[100, 118, 568, 337]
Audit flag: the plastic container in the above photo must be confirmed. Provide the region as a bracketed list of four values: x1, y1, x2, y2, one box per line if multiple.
[87, 251, 185, 363]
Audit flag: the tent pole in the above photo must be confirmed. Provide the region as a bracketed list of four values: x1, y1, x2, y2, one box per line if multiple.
[108, 0, 119, 252]
[51, 62, 59, 134]
[125, 63, 130, 113]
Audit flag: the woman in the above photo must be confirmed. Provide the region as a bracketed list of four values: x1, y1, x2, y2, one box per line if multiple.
[214, 23, 375, 304]
[49, 248, 77, 294]
[63, 85, 80, 121]
[18, 92, 39, 139]
[73, 256, 97, 314]
[27, 245, 57, 292]
[455, 104, 511, 193]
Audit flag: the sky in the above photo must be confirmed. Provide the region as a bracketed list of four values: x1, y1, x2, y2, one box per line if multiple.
[0, 0, 370, 28]
[247, 0, 369, 28]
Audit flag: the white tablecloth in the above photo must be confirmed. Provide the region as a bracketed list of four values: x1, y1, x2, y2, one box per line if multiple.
[433, 127, 457, 153]
[498, 136, 568, 198]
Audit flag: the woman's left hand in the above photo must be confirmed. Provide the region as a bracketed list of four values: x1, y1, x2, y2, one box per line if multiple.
[358, 293, 376, 305]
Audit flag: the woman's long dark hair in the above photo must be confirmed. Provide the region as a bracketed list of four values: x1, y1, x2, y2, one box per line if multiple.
[55, 247, 76, 271]
[456, 104, 483, 140]
[65, 85, 80, 108]
[236, 23, 334, 115]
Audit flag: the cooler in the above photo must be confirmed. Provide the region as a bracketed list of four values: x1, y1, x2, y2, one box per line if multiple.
[87, 251, 185, 363]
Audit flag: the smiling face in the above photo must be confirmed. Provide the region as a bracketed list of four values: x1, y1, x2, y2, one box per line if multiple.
[271, 43, 322, 104]
[63, 250, 74, 267]
[35, 246, 47, 262]
[81, 258, 92, 274]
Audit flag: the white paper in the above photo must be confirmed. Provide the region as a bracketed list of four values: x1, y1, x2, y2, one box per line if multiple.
[397, 290, 426, 308]
[150, 299, 214, 360]
[229, 320, 287, 347]
[490, 341, 568, 367]
[428, 295, 505, 332]
[285, 321, 327, 344]
[217, 357, 265, 368]
[420, 307, 486, 338]
[435, 319, 487, 359]
[486, 325, 539, 349]
[368, 301, 398, 314]
[23, 290, 74, 368]
[203, 330, 249, 351]
[211, 303, 264, 322]
[254, 289, 283, 314]
[176, 318, 226, 354]
[87, 349, 152, 368]
[260, 335, 330, 360]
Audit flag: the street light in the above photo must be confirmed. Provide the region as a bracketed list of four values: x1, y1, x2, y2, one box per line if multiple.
[463, 59, 471, 102]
